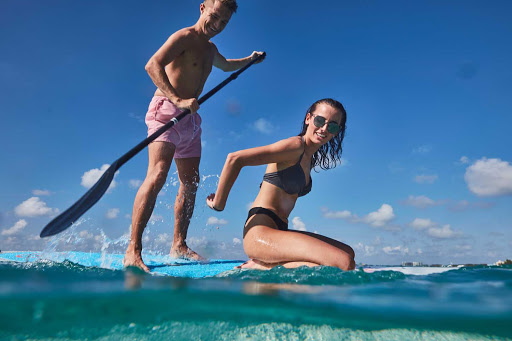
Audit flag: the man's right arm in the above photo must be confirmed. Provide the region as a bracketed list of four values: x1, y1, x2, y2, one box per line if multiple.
[145, 30, 199, 113]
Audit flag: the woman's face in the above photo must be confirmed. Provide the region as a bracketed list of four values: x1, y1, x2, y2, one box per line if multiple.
[304, 103, 342, 145]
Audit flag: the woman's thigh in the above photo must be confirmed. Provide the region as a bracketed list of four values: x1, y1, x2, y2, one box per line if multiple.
[243, 215, 353, 270]
[290, 230, 355, 259]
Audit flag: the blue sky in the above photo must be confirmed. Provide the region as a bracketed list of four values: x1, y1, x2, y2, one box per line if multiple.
[1, 0, 511, 265]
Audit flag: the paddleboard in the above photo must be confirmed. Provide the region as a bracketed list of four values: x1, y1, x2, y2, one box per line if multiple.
[0, 251, 460, 277]
[0, 251, 243, 278]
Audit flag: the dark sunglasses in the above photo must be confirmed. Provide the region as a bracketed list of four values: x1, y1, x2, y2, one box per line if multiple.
[311, 114, 341, 134]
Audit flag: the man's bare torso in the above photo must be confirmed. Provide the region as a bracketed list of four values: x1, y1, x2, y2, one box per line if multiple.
[154, 28, 215, 100]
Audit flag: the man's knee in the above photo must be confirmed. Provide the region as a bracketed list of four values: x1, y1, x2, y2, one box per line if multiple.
[179, 174, 200, 193]
[147, 166, 169, 190]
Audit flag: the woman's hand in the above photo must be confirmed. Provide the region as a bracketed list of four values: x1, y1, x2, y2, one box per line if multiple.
[206, 193, 223, 212]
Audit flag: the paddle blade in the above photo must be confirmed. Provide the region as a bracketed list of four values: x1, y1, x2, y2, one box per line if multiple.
[39, 161, 119, 238]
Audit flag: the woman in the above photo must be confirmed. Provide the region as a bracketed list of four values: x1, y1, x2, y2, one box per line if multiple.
[206, 98, 355, 270]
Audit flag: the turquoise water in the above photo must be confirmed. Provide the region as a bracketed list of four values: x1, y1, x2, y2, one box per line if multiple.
[1, 259, 511, 340]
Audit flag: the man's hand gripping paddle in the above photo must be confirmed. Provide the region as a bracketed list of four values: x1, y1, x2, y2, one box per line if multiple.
[40, 52, 266, 238]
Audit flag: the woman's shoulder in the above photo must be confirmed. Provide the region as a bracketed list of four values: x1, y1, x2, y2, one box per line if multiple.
[267, 136, 304, 157]
[279, 136, 304, 150]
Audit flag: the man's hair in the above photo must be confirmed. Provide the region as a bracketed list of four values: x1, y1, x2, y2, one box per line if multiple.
[204, 0, 238, 13]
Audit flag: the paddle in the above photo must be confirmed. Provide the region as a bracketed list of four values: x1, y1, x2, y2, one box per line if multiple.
[40, 52, 266, 238]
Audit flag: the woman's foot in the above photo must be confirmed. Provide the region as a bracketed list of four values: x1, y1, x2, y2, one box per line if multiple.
[236, 259, 275, 270]
[236, 259, 320, 270]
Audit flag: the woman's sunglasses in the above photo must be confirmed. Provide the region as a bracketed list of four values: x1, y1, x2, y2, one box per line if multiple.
[311, 114, 341, 134]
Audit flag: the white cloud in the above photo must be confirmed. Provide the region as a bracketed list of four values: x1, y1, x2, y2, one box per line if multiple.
[382, 245, 409, 255]
[413, 145, 432, 154]
[409, 218, 463, 239]
[15, 197, 59, 217]
[362, 204, 395, 227]
[428, 224, 462, 239]
[81, 164, 118, 192]
[106, 208, 120, 219]
[207, 216, 229, 225]
[291, 216, 307, 231]
[464, 158, 512, 196]
[414, 174, 438, 184]
[32, 189, 51, 196]
[1, 219, 27, 236]
[188, 236, 217, 250]
[354, 242, 377, 256]
[401, 195, 437, 209]
[129, 179, 142, 189]
[253, 118, 274, 134]
[409, 218, 436, 230]
[459, 156, 470, 164]
[323, 205, 396, 229]
[233, 238, 241, 245]
[323, 209, 352, 219]
[155, 233, 172, 245]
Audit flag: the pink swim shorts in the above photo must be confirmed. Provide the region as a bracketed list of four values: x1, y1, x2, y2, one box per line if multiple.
[145, 96, 202, 159]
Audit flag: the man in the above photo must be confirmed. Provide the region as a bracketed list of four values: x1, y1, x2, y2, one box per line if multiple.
[124, 0, 264, 271]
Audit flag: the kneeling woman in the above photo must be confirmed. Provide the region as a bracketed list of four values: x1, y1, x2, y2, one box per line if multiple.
[207, 98, 355, 271]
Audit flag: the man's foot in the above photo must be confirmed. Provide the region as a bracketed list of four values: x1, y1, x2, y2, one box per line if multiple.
[170, 245, 205, 261]
[123, 252, 150, 273]
[124, 268, 144, 290]
[236, 259, 275, 270]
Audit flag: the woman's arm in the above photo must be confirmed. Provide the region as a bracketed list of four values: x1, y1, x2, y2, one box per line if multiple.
[207, 136, 303, 211]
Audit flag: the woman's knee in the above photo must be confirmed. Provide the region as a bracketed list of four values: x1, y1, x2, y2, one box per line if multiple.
[243, 234, 272, 262]
[346, 245, 355, 259]
[327, 251, 355, 271]
[243, 238, 258, 260]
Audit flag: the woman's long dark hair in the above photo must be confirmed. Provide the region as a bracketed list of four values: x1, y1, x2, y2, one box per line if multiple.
[298, 98, 347, 170]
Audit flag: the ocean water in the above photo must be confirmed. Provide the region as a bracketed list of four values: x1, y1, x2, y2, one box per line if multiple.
[1, 259, 511, 340]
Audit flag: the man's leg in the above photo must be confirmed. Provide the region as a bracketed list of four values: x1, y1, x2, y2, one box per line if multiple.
[170, 157, 203, 260]
[124, 142, 175, 271]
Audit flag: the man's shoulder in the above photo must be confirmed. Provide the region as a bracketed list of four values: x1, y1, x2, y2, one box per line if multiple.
[208, 41, 218, 52]
[173, 26, 197, 38]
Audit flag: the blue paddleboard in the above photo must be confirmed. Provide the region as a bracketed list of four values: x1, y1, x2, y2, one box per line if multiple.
[1, 251, 460, 276]
[0, 251, 243, 278]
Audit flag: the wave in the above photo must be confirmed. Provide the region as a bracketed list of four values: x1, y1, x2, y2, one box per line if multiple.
[1, 261, 511, 339]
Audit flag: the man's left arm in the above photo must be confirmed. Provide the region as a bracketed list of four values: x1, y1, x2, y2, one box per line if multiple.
[213, 47, 265, 72]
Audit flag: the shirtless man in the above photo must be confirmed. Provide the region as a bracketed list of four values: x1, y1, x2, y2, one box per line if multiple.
[124, 0, 264, 271]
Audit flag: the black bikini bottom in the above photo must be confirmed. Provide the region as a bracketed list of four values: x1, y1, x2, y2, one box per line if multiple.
[245, 207, 288, 232]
